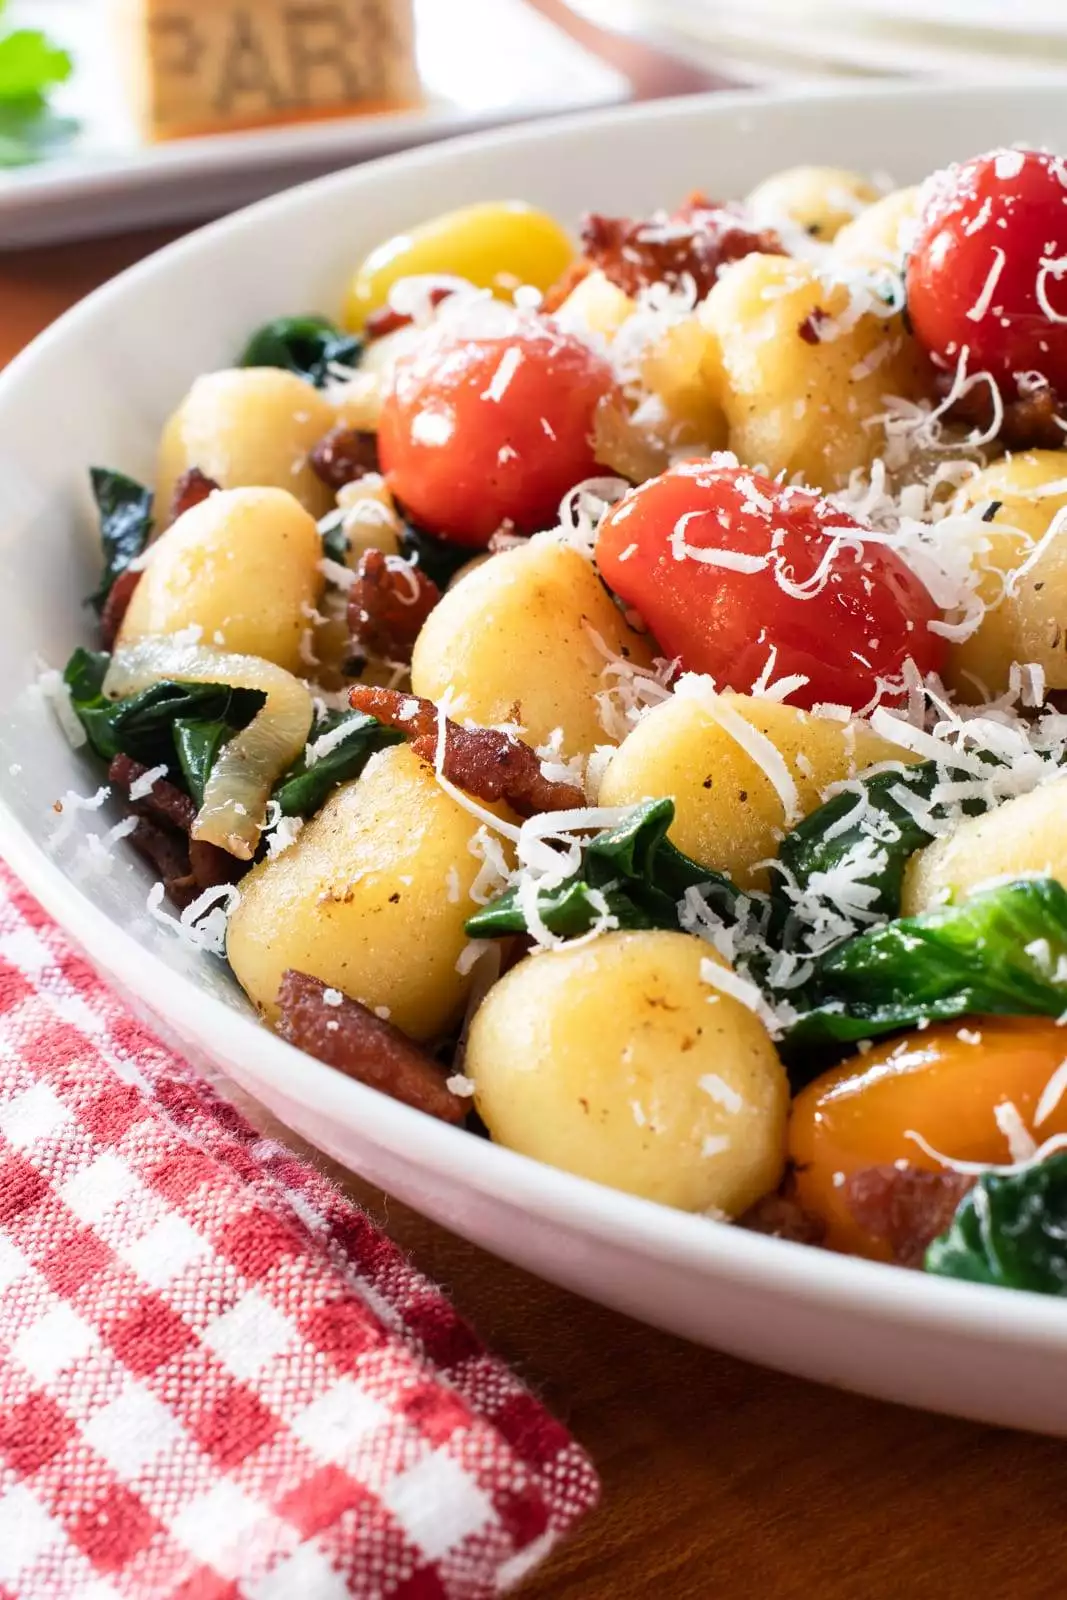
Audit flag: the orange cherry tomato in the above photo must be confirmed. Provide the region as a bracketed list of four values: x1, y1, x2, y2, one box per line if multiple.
[596, 460, 945, 712]
[377, 314, 617, 547]
[789, 1018, 1067, 1260]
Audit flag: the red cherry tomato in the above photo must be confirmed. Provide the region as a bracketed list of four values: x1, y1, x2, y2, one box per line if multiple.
[596, 460, 944, 711]
[377, 314, 617, 547]
[906, 148, 1067, 393]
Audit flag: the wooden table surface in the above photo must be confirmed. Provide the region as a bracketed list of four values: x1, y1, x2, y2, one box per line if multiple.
[3, 8, 1066, 1598]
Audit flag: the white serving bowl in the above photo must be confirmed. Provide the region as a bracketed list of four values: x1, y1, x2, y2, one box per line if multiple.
[4, 83, 1067, 1435]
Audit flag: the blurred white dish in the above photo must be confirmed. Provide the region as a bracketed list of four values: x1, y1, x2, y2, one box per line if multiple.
[4, 84, 1067, 1434]
[0, 0, 626, 247]
[570, 0, 1067, 84]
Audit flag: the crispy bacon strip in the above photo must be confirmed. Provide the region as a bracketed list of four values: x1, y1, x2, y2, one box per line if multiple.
[940, 372, 1067, 451]
[540, 257, 594, 314]
[109, 754, 241, 902]
[363, 285, 455, 340]
[100, 568, 141, 650]
[348, 686, 585, 815]
[110, 752, 196, 833]
[310, 427, 380, 492]
[171, 466, 220, 522]
[579, 200, 787, 302]
[843, 1165, 975, 1268]
[127, 818, 199, 909]
[348, 548, 440, 665]
[740, 1186, 826, 1246]
[275, 971, 466, 1124]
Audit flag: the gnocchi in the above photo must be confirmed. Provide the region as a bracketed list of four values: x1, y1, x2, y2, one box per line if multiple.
[411, 533, 653, 757]
[467, 930, 788, 1215]
[227, 744, 514, 1037]
[157, 367, 338, 521]
[63, 148, 1067, 1291]
[120, 486, 323, 673]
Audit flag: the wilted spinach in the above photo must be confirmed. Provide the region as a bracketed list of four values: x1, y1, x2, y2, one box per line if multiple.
[173, 719, 233, 807]
[272, 709, 401, 818]
[238, 315, 361, 388]
[86, 468, 153, 613]
[320, 517, 350, 566]
[466, 798, 739, 941]
[772, 758, 993, 934]
[399, 522, 477, 591]
[63, 647, 263, 773]
[926, 1153, 1067, 1295]
[783, 877, 1067, 1055]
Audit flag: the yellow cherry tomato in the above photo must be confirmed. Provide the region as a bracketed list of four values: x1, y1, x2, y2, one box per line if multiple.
[342, 201, 575, 330]
[789, 1019, 1067, 1260]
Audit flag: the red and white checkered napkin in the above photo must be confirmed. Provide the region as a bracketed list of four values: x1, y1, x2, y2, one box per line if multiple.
[0, 863, 598, 1599]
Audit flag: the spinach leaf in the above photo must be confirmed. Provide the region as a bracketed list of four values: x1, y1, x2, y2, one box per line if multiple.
[399, 523, 476, 591]
[466, 798, 740, 941]
[86, 468, 154, 614]
[321, 517, 350, 566]
[784, 877, 1067, 1055]
[926, 1153, 1067, 1295]
[272, 710, 401, 818]
[174, 719, 233, 808]
[239, 316, 361, 388]
[63, 647, 263, 773]
[773, 759, 988, 932]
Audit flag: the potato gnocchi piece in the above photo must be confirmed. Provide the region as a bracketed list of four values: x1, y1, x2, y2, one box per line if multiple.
[410, 532, 653, 759]
[699, 252, 932, 489]
[902, 778, 1067, 917]
[597, 691, 913, 891]
[466, 929, 788, 1215]
[119, 486, 323, 674]
[157, 368, 338, 522]
[227, 744, 515, 1038]
[557, 267, 726, 449]
[746, 165, 882, 242]
[328, 325, 424, 435]
[831, 185, 920, 273]
[946, 451, 1067, 700]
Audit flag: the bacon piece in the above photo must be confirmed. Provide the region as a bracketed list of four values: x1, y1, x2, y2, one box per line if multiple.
[109, 755, 242, 900]
[939, 371, 1067, 451]
[579, 202, 787, 302]
[363, 285, 455, 340]
[739, 1185, 826, 1246]
[275, 971, 466, 1124]
[109, 753, 195, 834]
[349, 684, 437, 738]
[348, 548, 441, 664]
[541, 257, 594, 314]
[171, 466, 220, 522]
[348, 685, 585, 816]
[127, 818, 199, 908]
[310, 427, 380, 492]
[100, 568, 141, 650]
[843, 1165, 975, 1268]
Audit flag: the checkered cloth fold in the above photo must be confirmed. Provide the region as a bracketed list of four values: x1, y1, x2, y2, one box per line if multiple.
[0, 864, 598, 1598]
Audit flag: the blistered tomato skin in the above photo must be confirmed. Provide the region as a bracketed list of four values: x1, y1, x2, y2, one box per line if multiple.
[378, 317, 618, 548]
[906, 148, 1067, 393]
[789, 1019, 1067, 1261]
[596, 460, 944, 712]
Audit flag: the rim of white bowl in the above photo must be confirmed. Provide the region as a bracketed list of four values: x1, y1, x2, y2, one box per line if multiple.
[4, 78, 1067, 1347]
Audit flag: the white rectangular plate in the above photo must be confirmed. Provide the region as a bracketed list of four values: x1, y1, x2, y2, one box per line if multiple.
[0, 0, 627, 247]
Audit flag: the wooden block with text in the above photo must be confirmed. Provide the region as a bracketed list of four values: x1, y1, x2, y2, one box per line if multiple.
[114, 0, 420, 141]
